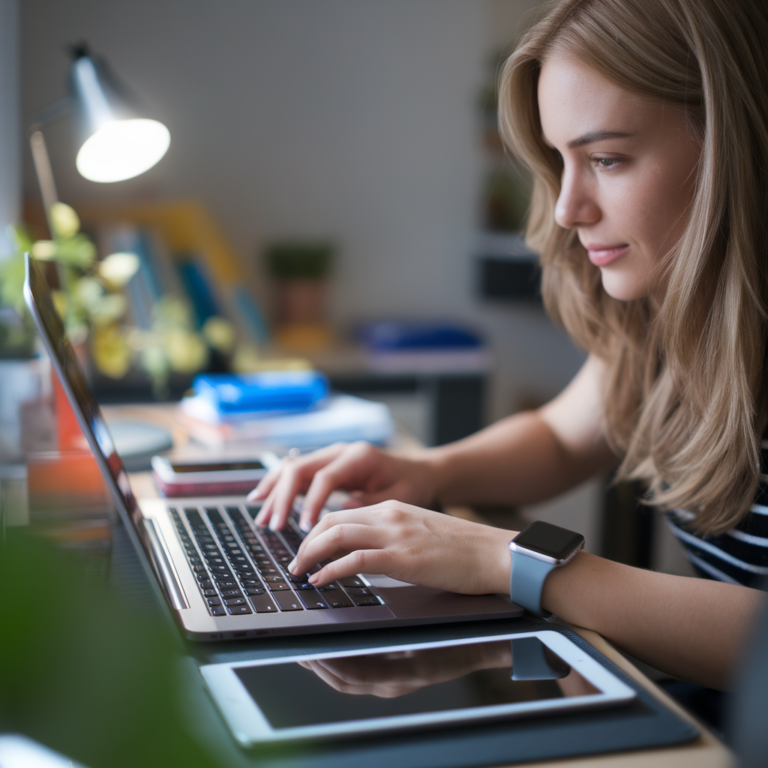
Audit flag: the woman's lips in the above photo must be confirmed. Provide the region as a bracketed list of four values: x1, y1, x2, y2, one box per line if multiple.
[585, 244, 629, 267]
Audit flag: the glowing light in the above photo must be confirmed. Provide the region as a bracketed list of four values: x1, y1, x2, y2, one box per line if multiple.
[76, 118, 170, 183]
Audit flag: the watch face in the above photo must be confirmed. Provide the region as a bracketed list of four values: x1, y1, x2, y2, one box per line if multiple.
[512, 521, 584, 561]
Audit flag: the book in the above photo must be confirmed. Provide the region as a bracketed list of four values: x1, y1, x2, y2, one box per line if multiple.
[357, 320, 491, 374]
[190, 371, 328, 418]
[179, 394, 393, 450]
[176, 257, 221, 328]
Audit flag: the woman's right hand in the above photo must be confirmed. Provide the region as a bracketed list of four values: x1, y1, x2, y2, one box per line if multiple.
[246, 441, 438, 531]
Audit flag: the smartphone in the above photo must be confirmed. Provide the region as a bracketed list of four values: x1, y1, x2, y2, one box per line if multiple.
[151, 454, 278, 497]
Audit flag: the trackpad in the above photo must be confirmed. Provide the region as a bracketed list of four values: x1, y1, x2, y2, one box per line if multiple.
[363, 574, 417, 588]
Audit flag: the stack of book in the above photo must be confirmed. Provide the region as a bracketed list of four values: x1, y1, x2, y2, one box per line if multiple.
[357, 321, 490, 374]
[179, 371, 393, 450]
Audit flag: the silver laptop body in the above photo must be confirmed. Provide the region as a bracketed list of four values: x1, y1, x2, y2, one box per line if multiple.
[24, 253, 522, 640]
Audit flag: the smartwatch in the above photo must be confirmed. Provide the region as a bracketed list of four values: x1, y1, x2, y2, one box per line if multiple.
[508, 521, 584, 618]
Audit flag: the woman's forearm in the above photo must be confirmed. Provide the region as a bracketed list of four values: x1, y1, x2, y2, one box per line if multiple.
[541, 553, 764, 689]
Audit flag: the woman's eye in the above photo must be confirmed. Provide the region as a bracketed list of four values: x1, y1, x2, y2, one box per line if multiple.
[593, 156, 622, 169]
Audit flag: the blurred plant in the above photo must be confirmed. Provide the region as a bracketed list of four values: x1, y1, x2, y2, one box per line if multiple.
[1, 203, 236, 396]
[266, 241, 334, 281]
[483, 166, 531, 233]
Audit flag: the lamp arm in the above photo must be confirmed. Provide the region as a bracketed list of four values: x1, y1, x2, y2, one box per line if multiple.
[29, 130, 59, 235]
[29, 97, 74, 234]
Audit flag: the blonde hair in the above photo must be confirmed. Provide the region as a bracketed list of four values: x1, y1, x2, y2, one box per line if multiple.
[499, 0, 768, 534]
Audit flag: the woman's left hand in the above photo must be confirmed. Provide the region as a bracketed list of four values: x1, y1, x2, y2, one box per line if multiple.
[288, 502, 514, 596]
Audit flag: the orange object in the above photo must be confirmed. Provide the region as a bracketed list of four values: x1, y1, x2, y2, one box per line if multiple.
[27, 449, 111, 513]
[33, 367, 111, 514]
[51, 368, 86, 451]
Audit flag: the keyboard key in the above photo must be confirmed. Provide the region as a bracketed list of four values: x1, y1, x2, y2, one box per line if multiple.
[219, 589, 242, 599]
[338, 577, 366, 588]
[298, 593, 328, 610]
[199, 579, 213, 590]
[315, 583, 338, 592]
[329, 599, 353, 608]
[202, 589, 217, 597]
[227, 604, 252, 615]
[268, 583, 291, 592]
[223, 597, 246, 606]
[209, 605, 227, 616]
[353, 597, 380, 607]
[249, 593, 278, 613]
[273, 591, 303, 611]
[345, 587, 374, 597]
[240, 578, 261, 586]
[207, 597, 222, 606]
[244, 587, 265, 596]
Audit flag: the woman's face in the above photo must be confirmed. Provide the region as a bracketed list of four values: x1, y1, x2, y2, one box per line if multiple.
[537, 54, 702, 301]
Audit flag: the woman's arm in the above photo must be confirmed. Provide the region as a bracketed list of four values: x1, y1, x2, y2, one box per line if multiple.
[290, 505, 763, 690]
[253, 354, 617, 529]
[425, 354, 617, 506]
[542, 553, 763, 690]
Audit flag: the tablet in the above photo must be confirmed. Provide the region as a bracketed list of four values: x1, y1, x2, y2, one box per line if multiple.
[200, 630, 636, 745]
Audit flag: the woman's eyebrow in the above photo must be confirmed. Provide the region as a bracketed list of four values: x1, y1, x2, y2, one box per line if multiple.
[567, 130, 634, 148]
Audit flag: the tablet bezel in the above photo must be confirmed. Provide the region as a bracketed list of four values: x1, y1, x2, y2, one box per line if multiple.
[199, 630, 636, 746]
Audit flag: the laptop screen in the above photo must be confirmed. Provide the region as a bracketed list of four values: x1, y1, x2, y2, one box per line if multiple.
[23, 253, 139, 528]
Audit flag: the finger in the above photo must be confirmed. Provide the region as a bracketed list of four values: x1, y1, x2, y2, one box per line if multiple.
[293, 505, 386, 556]
[266, 446, 348, 530]
[246, 465, 281, 502]
[293, 522, 390, 575]
[308, 549, 390, 586]
[299, 443, 380, 530]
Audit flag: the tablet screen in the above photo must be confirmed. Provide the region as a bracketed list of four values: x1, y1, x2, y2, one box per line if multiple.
[233, 636, 600, 730]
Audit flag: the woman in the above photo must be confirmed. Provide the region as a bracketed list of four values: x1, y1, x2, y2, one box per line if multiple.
[249, 0, 768, 690]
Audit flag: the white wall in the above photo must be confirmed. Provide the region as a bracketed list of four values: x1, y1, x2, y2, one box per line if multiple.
[0, 0, 19, 254]
[20, 0, 585, 421]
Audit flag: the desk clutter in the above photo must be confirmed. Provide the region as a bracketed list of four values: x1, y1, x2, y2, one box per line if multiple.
[179, 370, 393, 449]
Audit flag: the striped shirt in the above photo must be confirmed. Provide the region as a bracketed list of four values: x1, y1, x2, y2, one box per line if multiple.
[665, 444, 768, 588]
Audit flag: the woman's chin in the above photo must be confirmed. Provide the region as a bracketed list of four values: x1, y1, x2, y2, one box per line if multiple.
[600, 270, 651, 302]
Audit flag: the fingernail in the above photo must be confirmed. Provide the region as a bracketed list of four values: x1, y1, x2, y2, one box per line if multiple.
[299, 519, 311, 533]
[269, 518, 280, 531]
[308, 573, 318, 584]
[288, 558, 297, 573]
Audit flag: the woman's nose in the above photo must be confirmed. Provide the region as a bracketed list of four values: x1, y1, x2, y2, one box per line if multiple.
[554, 170, 600, 230]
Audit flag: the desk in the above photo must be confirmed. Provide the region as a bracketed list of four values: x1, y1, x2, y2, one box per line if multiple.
[90, 403, 734, 768]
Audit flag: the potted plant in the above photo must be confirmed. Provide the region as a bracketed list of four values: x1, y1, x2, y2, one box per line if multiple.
[265, 241, 335, 349]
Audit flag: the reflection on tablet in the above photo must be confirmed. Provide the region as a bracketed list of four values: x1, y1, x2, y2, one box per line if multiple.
[234, 637, 600, 730]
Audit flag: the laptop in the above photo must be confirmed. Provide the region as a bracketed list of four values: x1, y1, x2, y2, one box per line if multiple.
[24, 253, 522, 640]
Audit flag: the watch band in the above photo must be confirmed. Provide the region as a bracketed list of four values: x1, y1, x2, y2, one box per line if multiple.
[509, 552, 555, 618]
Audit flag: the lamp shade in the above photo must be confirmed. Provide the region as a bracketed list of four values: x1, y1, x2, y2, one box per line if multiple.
[68, 45, 170, 183]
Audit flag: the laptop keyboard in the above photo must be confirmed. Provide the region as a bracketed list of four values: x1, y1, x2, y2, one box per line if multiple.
[168, 504, 383, 617]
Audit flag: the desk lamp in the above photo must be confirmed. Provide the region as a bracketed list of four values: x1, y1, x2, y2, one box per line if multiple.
[29, 42, 170, 222]
[27, 43, 173, 466]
